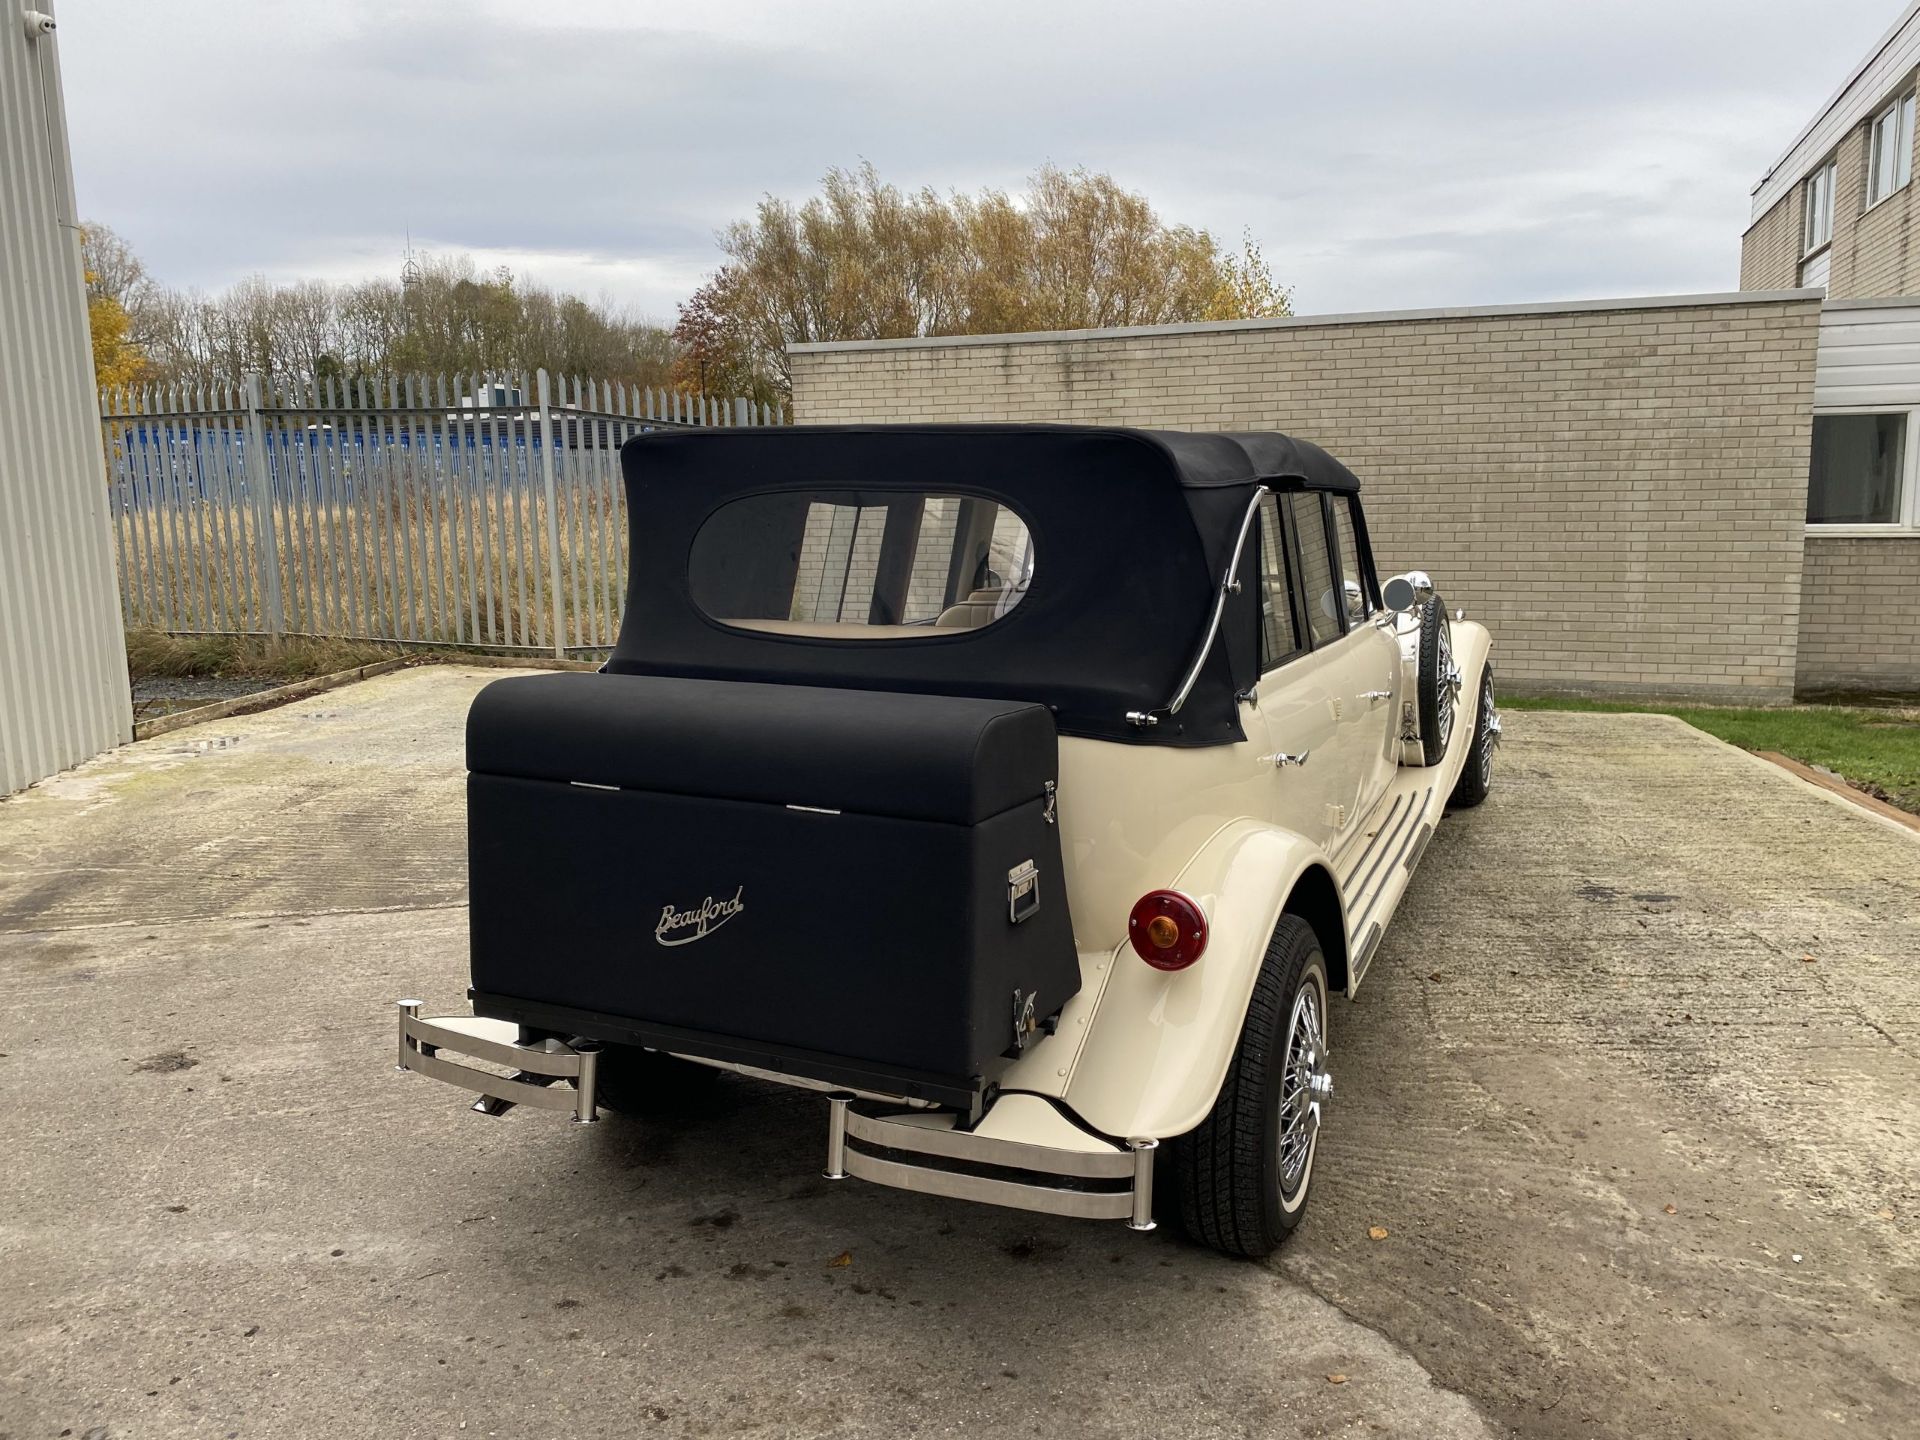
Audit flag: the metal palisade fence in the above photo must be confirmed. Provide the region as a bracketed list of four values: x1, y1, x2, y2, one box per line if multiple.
[100, 371, 784, 657]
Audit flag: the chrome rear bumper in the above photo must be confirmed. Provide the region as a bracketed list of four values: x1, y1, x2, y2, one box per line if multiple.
[824, 1096, 1158, 1231]
[395, 1001, 1156, 1231]
[395, 1001, 601, 1122]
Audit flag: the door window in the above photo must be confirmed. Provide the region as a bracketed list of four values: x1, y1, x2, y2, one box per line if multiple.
[1256, 494, 1303, 669]
[1328, 496, 1376, 627]
[1288, 492, 1343, 646]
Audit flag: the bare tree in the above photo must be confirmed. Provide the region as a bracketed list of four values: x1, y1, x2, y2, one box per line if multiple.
[83, 228, 681, 394]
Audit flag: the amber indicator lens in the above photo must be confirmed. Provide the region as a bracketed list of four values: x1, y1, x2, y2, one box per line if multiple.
[1127, 890, 1209, 971]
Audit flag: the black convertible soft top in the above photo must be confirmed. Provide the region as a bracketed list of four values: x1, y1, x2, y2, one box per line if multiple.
[606, 425, 1361, 746]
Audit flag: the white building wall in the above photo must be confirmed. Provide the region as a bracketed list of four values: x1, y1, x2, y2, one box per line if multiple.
[0, 4, 133, 794]
[1814, 296, 1920, 407]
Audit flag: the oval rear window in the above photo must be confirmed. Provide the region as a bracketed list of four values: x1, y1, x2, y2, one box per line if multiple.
[690, 490, 1034, 639]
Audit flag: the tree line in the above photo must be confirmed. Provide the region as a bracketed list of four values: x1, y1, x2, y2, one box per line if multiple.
[86, 164, 1291, 403]
[82, 231, 676, 395]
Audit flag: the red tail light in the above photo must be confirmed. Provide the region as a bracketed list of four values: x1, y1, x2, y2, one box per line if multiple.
[1128, 890, 1209, 971]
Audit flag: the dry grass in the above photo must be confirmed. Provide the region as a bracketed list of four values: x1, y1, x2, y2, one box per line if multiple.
[124, 628, 403, 683]
[114, 487, 627, 655]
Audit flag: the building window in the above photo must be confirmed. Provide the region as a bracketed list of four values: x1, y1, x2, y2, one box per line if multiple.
[1803, 158, 1836, 253]
[1867, 93, 1915, 206]
[1809, 413, 1905, 525]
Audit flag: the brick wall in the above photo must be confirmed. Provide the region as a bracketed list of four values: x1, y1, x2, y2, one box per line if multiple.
[1742, 192, 1800, 291]
[1833, 118, 1920, 295]
[791, 296, 1823, 701]
[1796, 535, 1920, 692]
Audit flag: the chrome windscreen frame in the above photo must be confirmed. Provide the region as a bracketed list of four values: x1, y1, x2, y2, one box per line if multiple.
[1128, 484, 1268, 728]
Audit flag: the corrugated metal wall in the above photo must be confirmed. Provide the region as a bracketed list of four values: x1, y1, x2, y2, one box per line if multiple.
[1, 3, 133, 795]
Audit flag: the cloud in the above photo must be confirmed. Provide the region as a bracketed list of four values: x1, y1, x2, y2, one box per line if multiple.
[54, 0, 1900, 320]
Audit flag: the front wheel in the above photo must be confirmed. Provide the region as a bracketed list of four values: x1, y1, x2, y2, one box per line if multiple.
[1448, 666, 1499, 809]
[1170, 915, 1331, 1258]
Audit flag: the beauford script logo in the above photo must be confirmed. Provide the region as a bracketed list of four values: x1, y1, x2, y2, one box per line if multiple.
[654, 886, 746, 947]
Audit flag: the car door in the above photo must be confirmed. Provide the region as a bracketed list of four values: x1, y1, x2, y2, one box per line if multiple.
[1246, 492, 1347, 851]
[1275, 491, 1391, 855]
[1326, 492, 1402, 828]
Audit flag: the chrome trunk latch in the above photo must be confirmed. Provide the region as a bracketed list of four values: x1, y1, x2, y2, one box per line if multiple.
[1008, 859, 1040, 924]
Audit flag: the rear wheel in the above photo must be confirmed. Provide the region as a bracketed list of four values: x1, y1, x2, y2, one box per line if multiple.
[1448, 666, 1498, 809]
[1171, 915, 1331, 1258]
[593, 1045, 721, 1115]
[1416, 597, 1458, 766]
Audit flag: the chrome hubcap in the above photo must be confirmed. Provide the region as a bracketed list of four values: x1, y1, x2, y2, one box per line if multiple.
[1277, 981, 1329, 1199]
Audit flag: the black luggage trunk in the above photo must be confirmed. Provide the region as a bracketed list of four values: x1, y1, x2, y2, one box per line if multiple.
[464, 673, 1079, 1105]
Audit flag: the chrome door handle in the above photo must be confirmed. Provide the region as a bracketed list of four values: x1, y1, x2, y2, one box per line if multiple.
[1359, 689, 1393, 704]
[1262, 750, 1311, 769]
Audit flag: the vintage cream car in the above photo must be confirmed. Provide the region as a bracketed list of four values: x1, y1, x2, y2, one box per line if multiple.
[396, 426, 1497, 1258]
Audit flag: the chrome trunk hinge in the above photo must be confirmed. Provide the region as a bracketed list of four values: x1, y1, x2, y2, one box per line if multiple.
[1043, 780, 1057, 824]
[1011, 989, 1038, 1053]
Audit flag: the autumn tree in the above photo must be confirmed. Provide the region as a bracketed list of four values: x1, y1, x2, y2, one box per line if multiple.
[79, 223, 152, 388]
[681, 164, 1291, 397]
[670, 269, 778, 405]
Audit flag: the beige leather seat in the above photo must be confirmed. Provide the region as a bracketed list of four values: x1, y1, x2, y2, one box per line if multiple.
[934, 588, 1007, 629]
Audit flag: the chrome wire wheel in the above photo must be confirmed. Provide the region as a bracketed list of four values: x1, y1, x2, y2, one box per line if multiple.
[1172, 917, 1328, 1256]
[1449, 665, 1498, 809]
[1276, 970, 1331, 1211]
[1476, 671, 1499, 789]
[1433, 613, 1457, 751]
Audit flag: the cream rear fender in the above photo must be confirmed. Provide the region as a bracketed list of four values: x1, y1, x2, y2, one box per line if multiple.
[1050, 819, 1344, 1143]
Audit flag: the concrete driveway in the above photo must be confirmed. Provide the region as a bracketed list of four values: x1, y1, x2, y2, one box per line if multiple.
[2, 667, 1914, 1440]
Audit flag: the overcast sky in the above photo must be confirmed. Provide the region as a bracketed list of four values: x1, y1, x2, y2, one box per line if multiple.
[54, 0, 1906, 324]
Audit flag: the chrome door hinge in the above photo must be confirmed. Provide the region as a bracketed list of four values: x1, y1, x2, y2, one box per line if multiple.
[1262, 750, 1312, 769]
[1360, 689, 1393, 704]
[1043, 780, 1057, 824]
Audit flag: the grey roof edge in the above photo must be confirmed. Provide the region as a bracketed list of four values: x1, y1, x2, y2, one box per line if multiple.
[1748, 0, 1920, 199]
[788, 290, 1824, 356]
